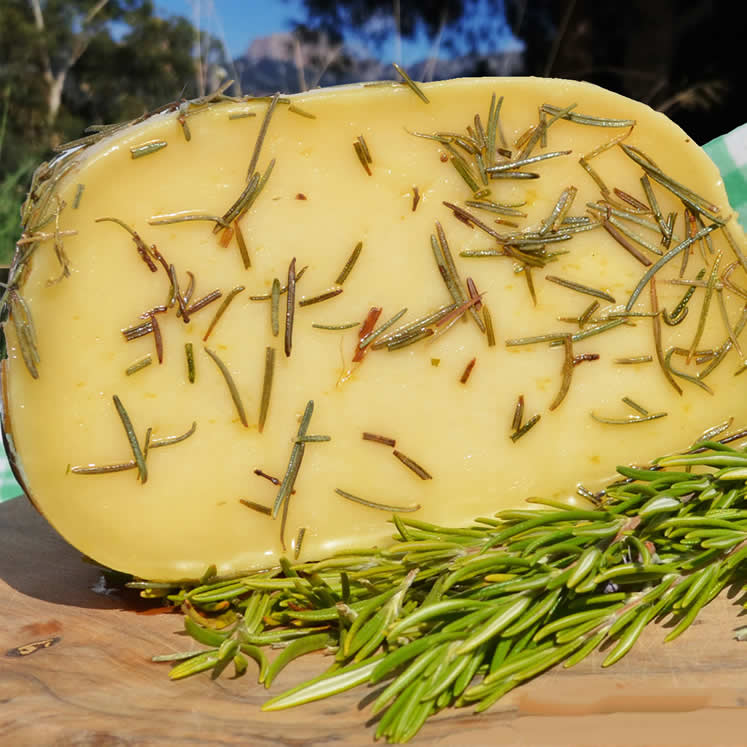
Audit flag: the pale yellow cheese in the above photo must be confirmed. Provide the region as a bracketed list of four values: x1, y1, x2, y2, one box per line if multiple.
[3, 77, 746, 581]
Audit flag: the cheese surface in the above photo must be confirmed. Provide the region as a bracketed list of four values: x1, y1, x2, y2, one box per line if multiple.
[3, 77, 746, 581]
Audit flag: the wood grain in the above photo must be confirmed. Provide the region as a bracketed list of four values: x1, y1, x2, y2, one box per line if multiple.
[1, 495, 746, 746]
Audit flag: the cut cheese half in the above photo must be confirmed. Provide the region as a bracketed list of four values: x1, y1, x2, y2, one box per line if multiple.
[2, 77, 746, 581]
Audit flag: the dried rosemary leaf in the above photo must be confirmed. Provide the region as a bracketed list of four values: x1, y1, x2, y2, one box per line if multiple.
[465, 199, 527, 218]
[614, 355, 653, 365]
[72, 461, 137, 475]
[258, 347, 276, 434]
[335, 488, 421, 513]
[130, 140, 167, 159]
[204, 347, 249, 427]
[285, 258, 297, 358]
[363, 432, 396, 447]
[393, 450, 433, 480]
[541, 104, 635, 127]
[185, 289, 223, 316]
[288, 103, 316, 119]
[126, 355, 152, 376]
[228, 110, 256, 120]
[72, 183, 85, 209]
[460, 357, 477, 384]
[148, 212, 229, 229]
[622, 397, 649, 416]
[299, 287, 344, 307]
[716, 289, 745, 363]
[112, 395, 147, 482]
[8, 291, 40, 378]
[293, 527, 307, 559]
[392, 63, 429, 104]
[540, 186, 577, 236]
[184, 342, 195, 384]
[545, 275, 615, 304]
[335, 241, 363, 285]
[359, 308, 408, 350]
[625, 225, 717, 311]
[449, 151, 480, 192]
[354, 139, 372, 175]
[602, 221, 652, 266]
[483, 305, 496, 347]
[372, 304, 455, 351]
[203, 286, 245, 342]
[548, 335, 574, 411]
[511, 395, 525, 432]
[510, 413, 541, 442]
[486, 150, 570, 175]
[353, 307, 383, 362]
[687, 252, 722, 362]
[273, 400, 315, 520]
[270, 278, 281, 337]
[311, 321, 360, 331]
[247, 93, 279, 180]
[240, 499, 272, 516]
[591, 411, 667, 425]
[234, 219, 251, 269]
[149, 421, 197, 449]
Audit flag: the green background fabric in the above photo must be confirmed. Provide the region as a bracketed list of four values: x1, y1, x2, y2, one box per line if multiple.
[1, 124, 746, 503]
[705, 124, 747, 229]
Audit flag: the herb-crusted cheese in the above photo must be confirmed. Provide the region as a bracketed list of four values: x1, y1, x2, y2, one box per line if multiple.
[3, 77, 746, 581]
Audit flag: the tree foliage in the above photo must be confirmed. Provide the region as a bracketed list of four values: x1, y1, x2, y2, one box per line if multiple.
[0, 1, 225, 175]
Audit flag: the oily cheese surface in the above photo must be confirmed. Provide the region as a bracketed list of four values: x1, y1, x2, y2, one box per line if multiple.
[4, 77, 747, 580]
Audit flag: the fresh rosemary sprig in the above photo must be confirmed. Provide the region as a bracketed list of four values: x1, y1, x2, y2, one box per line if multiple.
[150, 435, 747, 742]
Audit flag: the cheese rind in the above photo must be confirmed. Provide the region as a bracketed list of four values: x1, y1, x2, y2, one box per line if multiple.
[3, 77, 746, 581]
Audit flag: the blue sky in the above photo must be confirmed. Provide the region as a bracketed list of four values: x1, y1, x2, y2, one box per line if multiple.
[153, 0, 513, 62]
[155, 1, 308, 58]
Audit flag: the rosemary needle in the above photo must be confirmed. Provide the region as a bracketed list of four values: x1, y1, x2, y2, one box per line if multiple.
[285, 258, 297, 357]
[203, 285, 245, 341]
[312, 321, 360, 331]
[235, 220, 251, 268]
[247, 93, 279, 180]
[185, 342, 195, 383]
[125, 355, 152, 376]
[298, 287, 343, 307]
[72, 461, 136, 475]
[258, 347, 275, 433]
[240, 499, 272, 516]
[335, 241, 363, 285]
[545, 275, 615, 304]
[112, 395, 147, 482]
[335, 488, 421, 513]
[393, 450, 433, 480]
[392, 63, 429, 104]
[272, 400, 314, 519]
[130, 139, 167, 158]
[626, 224, 717, 311]
[363, 432, 396, 447]
[204, 347, 248, 427]
[149, 421, 197, 449]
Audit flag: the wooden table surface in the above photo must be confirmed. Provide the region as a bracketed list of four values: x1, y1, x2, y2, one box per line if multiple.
[1, 494, 746, 746]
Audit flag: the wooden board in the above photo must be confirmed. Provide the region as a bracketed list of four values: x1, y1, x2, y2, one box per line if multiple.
[1, 494, 746, 745]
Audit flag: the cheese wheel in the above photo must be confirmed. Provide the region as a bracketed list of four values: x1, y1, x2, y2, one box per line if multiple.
[2, 77, 746, 581]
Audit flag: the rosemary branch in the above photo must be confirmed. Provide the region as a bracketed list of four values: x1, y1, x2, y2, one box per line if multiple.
[150, 435, 747, 741]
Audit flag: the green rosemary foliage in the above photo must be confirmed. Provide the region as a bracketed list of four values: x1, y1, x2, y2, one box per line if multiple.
[151, 437, 747, 742]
